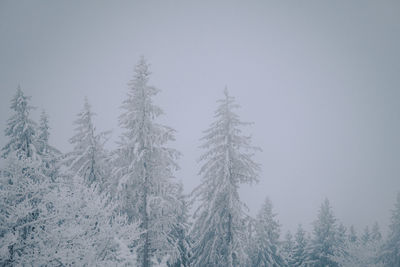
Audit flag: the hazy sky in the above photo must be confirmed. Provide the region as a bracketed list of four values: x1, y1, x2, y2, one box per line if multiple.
[1, 0, 399, 234]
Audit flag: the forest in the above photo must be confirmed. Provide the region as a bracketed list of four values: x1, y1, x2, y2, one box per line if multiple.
[1, 57, 400, 267]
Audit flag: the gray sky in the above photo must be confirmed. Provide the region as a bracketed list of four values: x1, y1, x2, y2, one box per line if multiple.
[1, 0, 399, 234]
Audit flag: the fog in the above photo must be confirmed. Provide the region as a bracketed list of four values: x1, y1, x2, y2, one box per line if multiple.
[1, 0, 399, 234]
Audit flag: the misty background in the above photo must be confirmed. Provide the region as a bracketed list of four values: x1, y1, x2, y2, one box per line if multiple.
[1, 0, 399, 234]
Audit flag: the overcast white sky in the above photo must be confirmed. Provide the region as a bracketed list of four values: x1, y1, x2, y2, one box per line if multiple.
[1, 0, 400, 234]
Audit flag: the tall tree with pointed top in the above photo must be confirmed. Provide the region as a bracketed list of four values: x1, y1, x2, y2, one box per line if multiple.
[249, 197, 285, 267]
[65, 97, 109, 188]
[308, 198, 339, 266]
[113, 57, 181, 267]
[190, 89, 260, 267]
[2, 86, 38, 160]
[0, 88, 52, 265]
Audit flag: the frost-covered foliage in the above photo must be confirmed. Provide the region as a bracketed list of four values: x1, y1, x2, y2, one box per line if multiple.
[2, 86, 39, 160]
[0, 87, 140, 266]
[0, 153, 51, 266]
[335, 223, 383, 267]
[248, 197, 285, 267]
[167, 183, 191, 267]
[2, 64, 400, 267]
[37, 110, 50, 154]
[45, 171, 140, 266]
[113, 57, 182, 267]
[291, 224, 308, 266]
[307, 198, 340, 266]
[381, 193, 400, 266]
[282, 231, 294, 265]
[37, 110, 60, 181]
[0, 87, 52, 265]
[342, 239, 383, 267]
[190, 89, 260, 267]
[64, 97, 110, 188]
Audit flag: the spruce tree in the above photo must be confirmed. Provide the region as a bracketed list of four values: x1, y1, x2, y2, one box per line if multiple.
[0, 87, 51, 265]
[190, 89, 260, 267]
[308, 198, 339, 266]
[65, 97, 109, 188]
[249, 197, 285, 267]
[37, 110, 60, 181]
[2, 86, 38, 160]
[113, 57, 181, 266]
[292, 224, 308, 267]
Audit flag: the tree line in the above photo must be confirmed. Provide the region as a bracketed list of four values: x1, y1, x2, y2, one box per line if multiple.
[1, 57, 399, 266]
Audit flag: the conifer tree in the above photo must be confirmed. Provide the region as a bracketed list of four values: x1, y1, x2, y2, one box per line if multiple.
[2, 86, 38, 160]
[282, 231, 294, 265]
[291, 224, 308, 267]
[249, 197, 285, 267]
[113, 57, 181, 267]
[37, 110, 60, 181]
[308, 198, 339, 266]
[0, 87, 51, 265]
[65, 97, 109, 188]
[190, 89, 260, 267]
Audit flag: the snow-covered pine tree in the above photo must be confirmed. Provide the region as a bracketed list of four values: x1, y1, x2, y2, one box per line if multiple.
[381, 192, 400, 266]
[37, 110, 60, 181]
[249, 197, 285, 267]
[291, 224, 308, 267]
[371, 222, 382, 242]
[190, 88, 260, 267]
[282, 231, 294, 265]
[307, 198, 339, 266]
[113, 57, 181, 267]
[0, 87, 53, 265]
[65, 97, 109, 189]
[2, 86, 39, 160]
